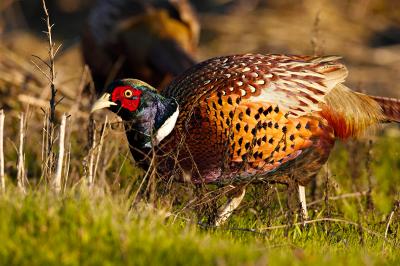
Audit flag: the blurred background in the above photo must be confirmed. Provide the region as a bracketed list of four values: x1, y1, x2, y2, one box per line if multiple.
[1, 0, 400, 99]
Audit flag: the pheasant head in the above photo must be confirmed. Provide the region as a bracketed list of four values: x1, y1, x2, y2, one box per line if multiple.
[91, 79, 179, 148]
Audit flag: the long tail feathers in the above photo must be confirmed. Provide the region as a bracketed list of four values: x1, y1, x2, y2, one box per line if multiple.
[369, 96, 400, 123]
[322, 84, 385, 139]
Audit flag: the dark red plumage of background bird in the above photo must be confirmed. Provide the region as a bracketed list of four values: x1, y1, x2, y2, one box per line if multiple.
[82, 0, 200, 92]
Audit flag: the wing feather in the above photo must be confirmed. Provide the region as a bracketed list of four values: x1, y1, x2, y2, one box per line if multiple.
[165, 54, 348, 118]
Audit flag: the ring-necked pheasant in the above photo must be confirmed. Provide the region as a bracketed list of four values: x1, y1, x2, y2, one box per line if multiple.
[82, 0, 199, 92]
[91, 54, 400, 225]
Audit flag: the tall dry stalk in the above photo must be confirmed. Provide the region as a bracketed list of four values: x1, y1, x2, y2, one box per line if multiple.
[17, 113, 26, 194]
[365, 140, 375, 211]
[41, 112, 48, 175]
[86, 118, 108, 188]
[63, 142, 71, 193]
[53, 113, 67, 193]
[31, 0, 62, 182]
[41, 0, 58, 124]
[87, 124, 97, 187]
[93, 116, 108, 184]
[0, 110, 4, 192]
[324, 163, 331, 217]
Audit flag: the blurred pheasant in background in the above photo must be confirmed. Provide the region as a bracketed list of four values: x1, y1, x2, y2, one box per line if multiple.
[91, 53, 400, 225]
[82, 0, 199, 92]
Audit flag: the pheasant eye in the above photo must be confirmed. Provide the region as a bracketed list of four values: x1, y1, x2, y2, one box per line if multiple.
[124, 90, 133, 98]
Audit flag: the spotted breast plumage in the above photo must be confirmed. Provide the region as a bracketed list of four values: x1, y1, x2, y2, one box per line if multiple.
[91, 53, 400, 224]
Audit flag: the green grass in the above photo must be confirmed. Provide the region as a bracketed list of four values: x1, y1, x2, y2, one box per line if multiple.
[0, 189, 263, 265]
[0, 186, 398, 266]
[0, 128, 399, 265]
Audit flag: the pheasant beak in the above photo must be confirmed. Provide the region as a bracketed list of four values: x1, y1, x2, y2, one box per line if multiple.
[91, 93, 117, 113]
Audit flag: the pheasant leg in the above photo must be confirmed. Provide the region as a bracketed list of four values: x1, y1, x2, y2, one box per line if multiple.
[298, 185, 309, 220]
[214, 186, 246, 226]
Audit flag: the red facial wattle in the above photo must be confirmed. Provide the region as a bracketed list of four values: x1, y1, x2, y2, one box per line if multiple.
[111, 86, 142, 112]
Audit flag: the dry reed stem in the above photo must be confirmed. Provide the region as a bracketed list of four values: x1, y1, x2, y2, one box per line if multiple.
[274, 186, 284, 215]
[131, 149, 157, 205]
[41, 113, 46, 163]
[384, 211, 394, 239]
[382, 204, 397, 250]
[41, 0, 60, 123]
[87, 124, 97, 187]
[63, 143, 71, 193]
[33, 0, 62, 184]
[93, 116, 108, 184]
[53, 113, 67, 193]
[17, 113, 25, 193]
[40, 111, 55, 181]
[41, 112, 49, 180]
[324, 163, 331, 216]
[0, 110, 4, 192]
[366, 140, 375, 210]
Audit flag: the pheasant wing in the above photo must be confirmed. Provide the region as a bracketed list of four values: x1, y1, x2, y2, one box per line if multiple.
[165, 54, 348, 117]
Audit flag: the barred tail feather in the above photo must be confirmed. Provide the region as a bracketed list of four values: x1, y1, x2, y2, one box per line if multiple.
[369, 96, 400, 123]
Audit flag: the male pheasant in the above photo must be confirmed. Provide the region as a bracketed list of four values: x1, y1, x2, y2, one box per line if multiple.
[91, 54, 400, 224]
[82, 0, 199, 91]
